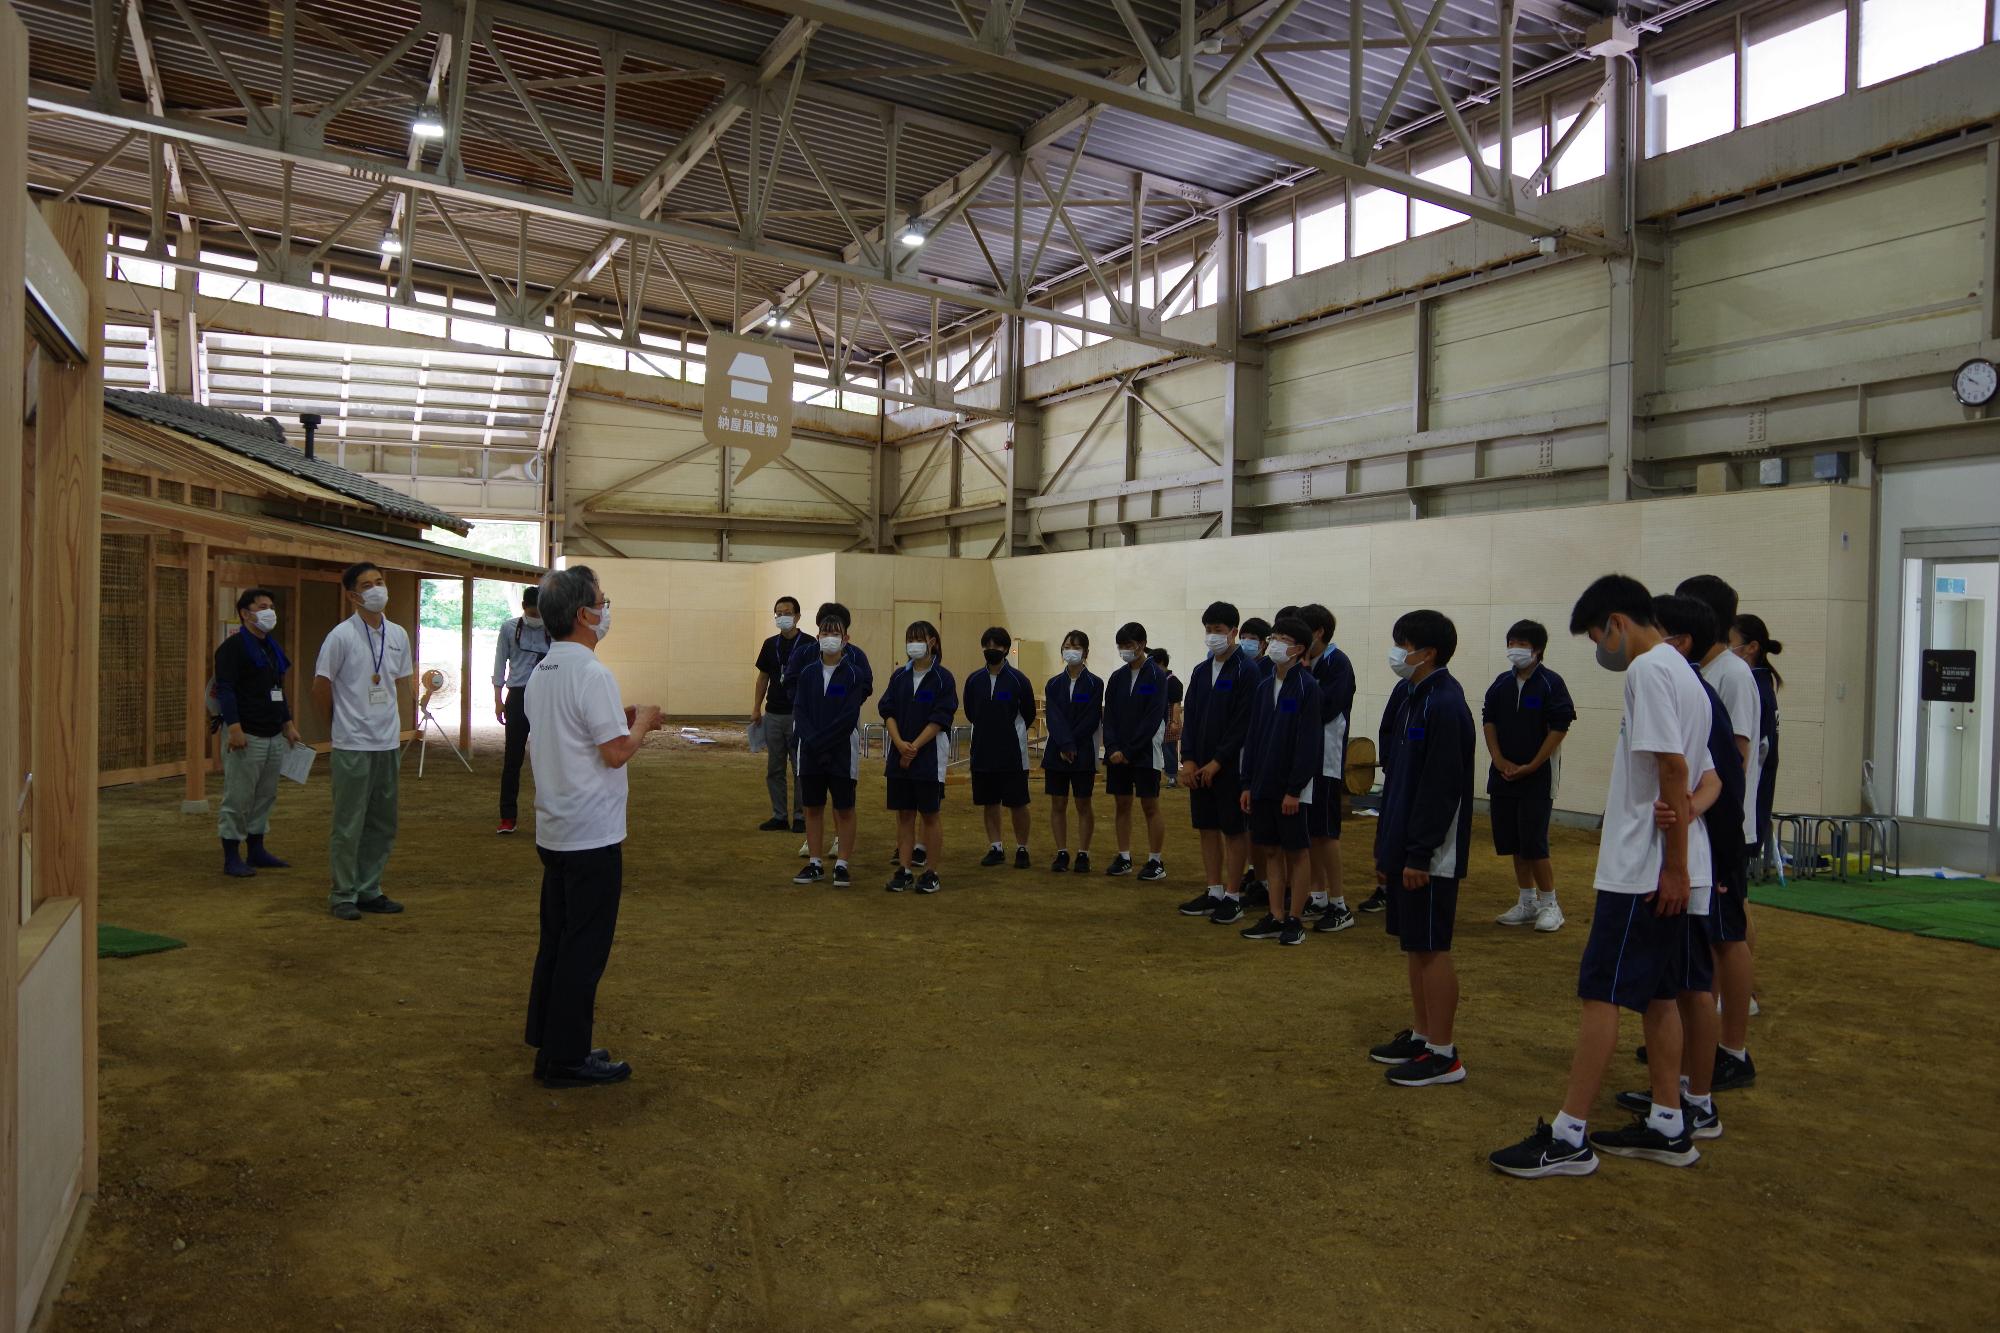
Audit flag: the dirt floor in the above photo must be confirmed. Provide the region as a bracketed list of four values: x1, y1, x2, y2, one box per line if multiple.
[50, 729, 2000, 1331]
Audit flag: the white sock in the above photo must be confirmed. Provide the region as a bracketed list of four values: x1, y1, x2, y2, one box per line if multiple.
[1120, 849, 1131, 859]
[914, 843, 926, 855]
[834, 858, 848, 870]
[1146, 853, 1162, 865]
[1310, 890, 1329, 906]
[1332, 896, 1347, 909]
[1518, 888, 1536, 907]
[990, 841, 1003, 851]
[1720, 1044, 1748, 1060]
[808, 857, 823, 867]
[1686, 1091, 1714, 1114]
[1679, 1074, 1691, 1093]
[1425, 1041, 1455, 1059]
[1536, 889, 1557, 905]
[1646, 1102, 1685, 1138]
[1551, 1111, 1588, 1148]
[1410, 1031, 1430, 1046]
[1225, 890, 1242, 900]
[1207, 884, 1225, 899]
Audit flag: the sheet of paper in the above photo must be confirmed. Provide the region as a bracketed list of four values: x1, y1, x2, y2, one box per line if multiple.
[747, 718, 767, 753]
[280, 743, 317, 786]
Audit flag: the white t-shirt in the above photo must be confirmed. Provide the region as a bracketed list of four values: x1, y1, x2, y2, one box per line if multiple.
[313, 613, 413, 752]
[1595, 643, 1716, 900]
[524, 641, 630, 852]
[1701, 649, 1763, 844]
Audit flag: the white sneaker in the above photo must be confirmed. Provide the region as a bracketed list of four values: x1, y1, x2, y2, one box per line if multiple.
[1496, 900, 1538, 926]
[1533, 899, 1565, 932]
[1750, 996, 1762, 1017]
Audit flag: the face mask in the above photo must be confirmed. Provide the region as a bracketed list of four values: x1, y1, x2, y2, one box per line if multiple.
[906, 641, 928, 661]
[588, 604, 611, 641]
[359, 585, 389, 613]
[1238, 637, 1261, 656]
[1203, 633, 1231, 657]
[1388, 645, 1418, 680]
[1118, 648, 1138, 664]
[1265, 640, 1294, 663]
[1505, 646, 1536, 670]
[1061, 648, 1083, 666]
[522, 614, 543, 629]
[775, 614, 796, 631]
[1595, 623, 1630, 673]
[819, 634, 844, 655]
[249, 608, 277, 633]
[983, 648, 1008, 667]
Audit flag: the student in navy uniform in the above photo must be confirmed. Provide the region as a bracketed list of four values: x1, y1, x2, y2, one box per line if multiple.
[1235, 617, 1323, 947]
[789, 603, 873, 889]
[880, 619, 955, 895]
[1238, 617, 1274, 682]
[1730, 614, 1782, 861]
[751, 594, 806, 833]
[965, 627, 1039, 869]
[1156, 650, 1184, 785]
[1299, 604, 1357, 934]
[1043, 630, 1101, 873]
[1484, 620, 1577, 933]
[781, 602, 873, 691]
[1232, 615, 1276, 904]
[1367, 610, 1475, 1089]
[1102, 621, 1169, 880]
[1175, 602, 1256, 923]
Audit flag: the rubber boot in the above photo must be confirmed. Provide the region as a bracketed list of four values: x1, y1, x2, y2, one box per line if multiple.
[246, 833, 289, 869]
[222, 839, 257, 878]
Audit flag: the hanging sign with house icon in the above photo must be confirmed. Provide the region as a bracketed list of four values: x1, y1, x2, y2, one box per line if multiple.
[702, 332, 794, 483]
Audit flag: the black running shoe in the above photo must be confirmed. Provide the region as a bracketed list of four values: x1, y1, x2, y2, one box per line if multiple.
[1612, 1092, 1723, 1140]
[886, 869, 912, 894]
[914, 870, 940, 895]
[1209, 896, 1245, 925]
[1237, 868, 1257, 895]
[791, 818, 806, 834]
[1051, 851, 1071, 873]
[1244, 881, 1269, 909]
[1712, 1049, 1757, 1091]
[1014, 847, 1031, 870]
[831, 863, 851, 889]
[1489, 1121, 1598, 1179]
[1239, 913, 1285, 941]
[1314, 904, 1356, 933]
[888, 849, 901, 866]
[1634, 1045, 1649, 1064]
[758, 817, 788, 831]
[1137, 858, 1166, 882]
[1105, 854, 1134, 876]
[1303, 898, 1332, 918]
[1359, 888, 1388, 913]
[911, 845, 929, 868]
[1368, 1029, 1427, 1065]
[1178, 892, 1220, 916]
[1071, 852, 1091, 874]
[792, 862, 824, 885]
[980, 846, 1006, 867]
[1589, 1116, 1700, 1166]
[1385, 1049, 1466, 1086]
[1279, 918, 1307, 946]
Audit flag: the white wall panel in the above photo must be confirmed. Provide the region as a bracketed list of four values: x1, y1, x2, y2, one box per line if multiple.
[1265, 307, 1415, 453]
[1429, 262, 1609, 428]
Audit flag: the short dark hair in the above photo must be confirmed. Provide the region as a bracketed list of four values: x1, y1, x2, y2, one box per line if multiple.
[1115, 621, 1147, 647]
[905, 619, 941, 660]
[1505, 619, 1548, 655]
[1653, 593, 1717, 660]
[1676, 575, 1739, 635]
[1270, 616, 1311, 647]
[1151, 648, 1171, 668]
[981, 625, 1012, 651]
[816, 601, 851, 632]
[1240, 617, 1271, 640]
[341, 561, 382, 591]
[1062, 629, 1089, 654]
[1275, 605, 1299, 623]
[1570, 574, 1655, 635]
[775, 595, 801, 615]
[1200, 600, 1240, 629]
[1299, 603, 1335, 645]
[522, 585, 539, 608]
[1392, 609, 1457, 666]
[235, 586, 275, 614]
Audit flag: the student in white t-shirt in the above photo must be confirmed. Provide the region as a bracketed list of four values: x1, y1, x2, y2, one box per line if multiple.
[522, 565, 661, 1089]
[311, 562, 414, 922]
[1491, 576, 1721, 1180]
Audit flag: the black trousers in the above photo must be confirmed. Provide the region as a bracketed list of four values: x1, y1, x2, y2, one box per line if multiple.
[525, 842, 623, 1066]
[500, 686, 531, 820]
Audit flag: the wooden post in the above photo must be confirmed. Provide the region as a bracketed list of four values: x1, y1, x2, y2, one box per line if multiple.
[33, 201, 106, 1202]
[183, 540, 210, 811]
[459, 576, 473, 753]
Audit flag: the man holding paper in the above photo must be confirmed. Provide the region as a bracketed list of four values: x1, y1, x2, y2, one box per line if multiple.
[213, 587, 303, 879]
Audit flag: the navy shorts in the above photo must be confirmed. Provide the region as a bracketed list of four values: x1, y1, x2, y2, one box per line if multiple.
[971, 769, 1031, 808]
[1189, 771, 1246, 835]
[885, 776, 943, 814]
[1105, 765, 1161, 799]
[1250, 797, 1310, 852]
[1307, 775, 1344, 840]
[1489, 792, 1553, 859]
[1384, 873, 1458, 953]
[1677, 912, 1716, 995]
[799, 773, 857, 812]
[1044, 771, 1096, 799]
[1576, 890, 1691, 1011]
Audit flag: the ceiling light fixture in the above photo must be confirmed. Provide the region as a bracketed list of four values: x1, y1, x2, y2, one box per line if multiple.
[411, 107, 446, 139]
[897, 221, 927, 248]
[380, 231, 404, 256]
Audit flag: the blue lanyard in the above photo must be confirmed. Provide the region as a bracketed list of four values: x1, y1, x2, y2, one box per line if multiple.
[359, 617, 387, 682]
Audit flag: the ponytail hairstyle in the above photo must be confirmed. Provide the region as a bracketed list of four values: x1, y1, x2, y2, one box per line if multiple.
[905, 619, 942, 665]
[1732, 613, 1783, 690]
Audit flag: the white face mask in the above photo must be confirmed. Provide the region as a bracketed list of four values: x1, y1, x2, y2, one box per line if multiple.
[1061, 648, 1083, 666]
[819, 634, 844, 656]
[249, 607, 277, 633]
[587, 603, 611, 641]
[906, 641, 928, 661]
[522, 613, 543, 628]
[775, 614, 797, 631]
[359, 585, 389, 613]
[1117, 648, 1138, 664]
[1505, 646, 1536, 670]
[1265, 640, 1294, 663]
[1238, 637, 1261, 656]
[1203, 632, 1231, 657]
[1388, 645, 1418, 680]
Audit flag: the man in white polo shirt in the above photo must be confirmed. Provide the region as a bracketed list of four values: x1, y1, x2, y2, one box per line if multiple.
[523, 565, 661, 1088]
[312, 561, 413, 922]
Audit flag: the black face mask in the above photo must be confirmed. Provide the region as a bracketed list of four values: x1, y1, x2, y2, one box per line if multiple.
[983, 648, 1006, 666]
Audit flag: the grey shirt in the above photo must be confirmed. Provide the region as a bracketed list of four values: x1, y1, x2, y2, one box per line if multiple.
[493, 615, 552, 689]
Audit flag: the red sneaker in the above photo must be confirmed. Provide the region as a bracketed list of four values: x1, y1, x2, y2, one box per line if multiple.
[497, 819, 517, 835]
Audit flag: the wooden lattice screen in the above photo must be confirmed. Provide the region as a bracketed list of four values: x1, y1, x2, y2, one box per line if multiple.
[97, 534, 147, 770]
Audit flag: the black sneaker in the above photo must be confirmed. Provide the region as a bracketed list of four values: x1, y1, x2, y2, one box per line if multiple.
[1712, 1049, 1756, 1091]
[1239, 913, 1284, 941]
[791, 818, 806, 834]
[1071, 852, 1091, 874]
[758, 817, 789, 831]
[1105, 854, 1134, 876]
[1385, 1049, 1466, 1086]
[980, 846, 1006, 867]
[911, 845, 929, 868]
[1489, 1120, 1599, 1179]
[1244, 881, 1269, 909]
[831, 863, 851, 889]
[1051, 851, 1071, 873]
[1137, 858, 1166, 882]
[792, 862, 824, 885]
[1368, 1029, 1427, 1065]
[886, 869, 913, 894]
[1237, 868, 1258, 895]
[1359, 888, 1388, 913]
[1612, 1092, 1723, 1140]
[1314, 904, 1356, 933]
[914, 870, 940, 895]
[1302, 898, 1332, 918]
[1588, 1115, 1700, 1167]
[1209, 896, 1245, 925]
[888, 849, 902, 866]
[356, 895, 404, 914]
[1014, 847, 1031, 870]
[1178, 891, 1220, 916]
[1279, 917, 1307, 946]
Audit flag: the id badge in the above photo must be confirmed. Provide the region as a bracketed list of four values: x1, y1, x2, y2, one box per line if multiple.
[368, 686, 391, 707]
[269, 687, 285, 702]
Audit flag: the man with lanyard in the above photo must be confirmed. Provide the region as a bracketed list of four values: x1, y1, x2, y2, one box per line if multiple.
[751, 595, 807, 833]
[312, 561, 413, 922]
[213, 587, 303, 878]
[493, 585, 550, 835]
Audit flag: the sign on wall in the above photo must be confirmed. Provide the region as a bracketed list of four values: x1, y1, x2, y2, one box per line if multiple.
[702, 332, 793, 484]
[1921, 648, 1977, 703]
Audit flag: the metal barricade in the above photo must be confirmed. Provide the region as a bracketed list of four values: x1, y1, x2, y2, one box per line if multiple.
[1770, 812, 1901, 881]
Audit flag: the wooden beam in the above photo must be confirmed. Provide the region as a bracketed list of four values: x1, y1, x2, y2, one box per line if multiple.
[184, 540, 211, 809]
[459, 576, 474, 753]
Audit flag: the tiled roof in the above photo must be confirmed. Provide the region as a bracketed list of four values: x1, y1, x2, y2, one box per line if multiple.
[103, 390, 473, 535]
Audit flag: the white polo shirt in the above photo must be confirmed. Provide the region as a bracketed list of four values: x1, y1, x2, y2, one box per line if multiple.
[1595, 643, 1716, 902]
[313, 612, 413, 752]
[1701, 648, 1763, 845]
[525, 641, 630, 852]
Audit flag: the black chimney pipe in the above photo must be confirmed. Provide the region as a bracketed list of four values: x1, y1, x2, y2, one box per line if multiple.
[299, 412, 322, 460]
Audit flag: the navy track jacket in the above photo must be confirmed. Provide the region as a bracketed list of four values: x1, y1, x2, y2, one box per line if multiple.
[963, 664, 1037, 771]
[1311, 644, 1357, 778]
[1042, 668, 1103, 773]
[1243, 665, 1323, 800]
[790, 651, 874, 777]
[1692, 659, 1747, 867]
[1481, 662, 1577, 798]
[782, 635, 872, 693]
[1102, 655, 1169, 771]
[1181, 648, 1255, 776]
[1373, 668, 1476, 879]
[878, 661, 958, 782]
